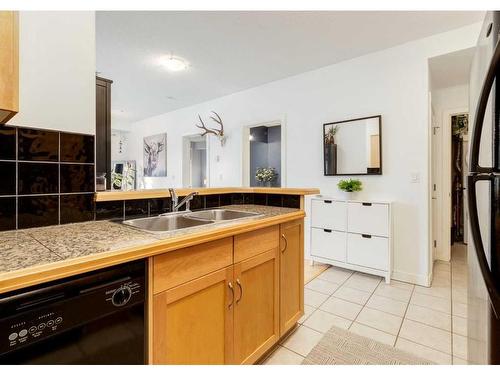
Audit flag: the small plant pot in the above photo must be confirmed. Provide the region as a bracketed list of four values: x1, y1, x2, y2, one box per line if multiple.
[338, 190, 357, 200]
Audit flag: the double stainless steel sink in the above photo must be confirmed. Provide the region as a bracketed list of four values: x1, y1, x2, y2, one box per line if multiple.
[122, 209, 262, 233]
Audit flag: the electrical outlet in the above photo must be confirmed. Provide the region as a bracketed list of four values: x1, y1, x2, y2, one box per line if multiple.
[410, 172, 420, 183]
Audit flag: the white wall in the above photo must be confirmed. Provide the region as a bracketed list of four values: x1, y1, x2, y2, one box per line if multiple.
[8, 11, 96, 135]
[124, 22, 481, 285]
[111, 129, 131, 161]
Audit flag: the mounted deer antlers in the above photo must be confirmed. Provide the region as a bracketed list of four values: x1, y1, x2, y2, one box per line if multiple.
[195, 111, 227, 146]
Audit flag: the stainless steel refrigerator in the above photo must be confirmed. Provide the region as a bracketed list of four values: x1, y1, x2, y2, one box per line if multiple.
[467, 10, 500, 365]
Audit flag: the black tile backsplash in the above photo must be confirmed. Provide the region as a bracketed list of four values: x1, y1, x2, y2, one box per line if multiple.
[0, 125, 16, 160]
[254, 193, 267, 205]
[60, 164, 95, 193]
[267, 194, 283, 207]
[0, 161, 16, 195]
[18, 128, 59, 161]
[0, 197, 16, 231]
[205, 194, 220, 208]
[60, 194, 94, 224]
[0, 124, 95, 231]
[125, 199, 149, 219]
[95, 200, 124, 221]
[60, 133, 95, 163]
[220, 194, 232, 206]
[149, 198, 171, 215]
[18, 195, 59, 229]
[18, 163, 59, 195]
[94, 193, 301, 221]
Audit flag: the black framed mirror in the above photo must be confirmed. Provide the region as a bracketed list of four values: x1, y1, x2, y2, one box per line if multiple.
[323, 115, 382, 176]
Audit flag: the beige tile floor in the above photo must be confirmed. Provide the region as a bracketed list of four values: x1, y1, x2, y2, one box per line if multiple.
[263, 244, 468, 365]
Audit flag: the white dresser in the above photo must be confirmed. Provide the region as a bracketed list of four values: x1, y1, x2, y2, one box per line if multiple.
[310, 196, 393, 282]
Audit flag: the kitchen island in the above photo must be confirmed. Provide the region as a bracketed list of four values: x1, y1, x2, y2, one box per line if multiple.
[0, 187, 319, 364]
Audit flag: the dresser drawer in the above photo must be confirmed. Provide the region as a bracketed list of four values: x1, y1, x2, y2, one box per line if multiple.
[311, 228, 346, 262]
[311, 199, 346, 231]
[347, 233, 389, 271]
[347, 202, 389, 237]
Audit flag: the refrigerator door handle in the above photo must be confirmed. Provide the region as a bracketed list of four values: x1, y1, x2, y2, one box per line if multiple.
[467, 174, 500, 318]
[469, 38, 500, 173]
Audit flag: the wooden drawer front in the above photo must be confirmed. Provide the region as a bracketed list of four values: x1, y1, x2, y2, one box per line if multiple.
[311, 199, 346, 231]
[347, 233, 389, 271]
[311, 228, 346, 262]
[234, 225, 279, 263]
[153, 237, 233, 294]
[347, 202, 389, 237]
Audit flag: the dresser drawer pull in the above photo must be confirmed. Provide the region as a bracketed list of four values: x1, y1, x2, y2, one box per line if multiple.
[362, 202, 372, 206]
[361, 234, 372, 239]
[323, 229, 332, 233]
[324, 200, 332, 204]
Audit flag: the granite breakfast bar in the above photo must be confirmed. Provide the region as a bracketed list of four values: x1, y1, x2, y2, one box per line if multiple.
[0, 187, 319, 364]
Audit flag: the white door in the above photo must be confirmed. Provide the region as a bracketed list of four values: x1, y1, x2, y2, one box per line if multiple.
[431, 125, 442, 261]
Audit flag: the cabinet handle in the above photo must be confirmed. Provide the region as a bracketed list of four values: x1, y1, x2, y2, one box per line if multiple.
[323, 229, 332, 233]
[362, 202, 372, 206]
[228, 282, 234, 309]
[361, 234, 372, 239]
[324, 200, 332, 204]
[281, 234, 288, 252]
[236, 279, 243, 303]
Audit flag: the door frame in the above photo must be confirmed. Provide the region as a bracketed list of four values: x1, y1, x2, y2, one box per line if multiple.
[182, 133, 210, 188]
[241, 118, 287, 187]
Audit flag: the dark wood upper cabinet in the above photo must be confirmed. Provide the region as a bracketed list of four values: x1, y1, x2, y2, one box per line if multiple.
[96, 76, 113, 189]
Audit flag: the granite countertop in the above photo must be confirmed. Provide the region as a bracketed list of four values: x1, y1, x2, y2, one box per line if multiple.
[0, 205, 300, 279]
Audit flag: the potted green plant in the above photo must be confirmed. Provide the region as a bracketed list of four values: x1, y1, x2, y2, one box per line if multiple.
[337, 178, 362, 199]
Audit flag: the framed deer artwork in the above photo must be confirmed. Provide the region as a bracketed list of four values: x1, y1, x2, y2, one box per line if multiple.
[143, 133, 167, 177]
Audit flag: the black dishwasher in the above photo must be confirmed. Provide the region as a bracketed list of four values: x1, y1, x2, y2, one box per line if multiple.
[0, 260, 146, 364]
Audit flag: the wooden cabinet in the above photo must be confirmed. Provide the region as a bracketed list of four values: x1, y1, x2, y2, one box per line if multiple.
[233, 249, 279, 364]
[153, 266, 234, 364]
[0, 11, 19, 123]
[95, 77, 112, 189]
[279, 219, 304, 335]
[152, 221, 303, 364]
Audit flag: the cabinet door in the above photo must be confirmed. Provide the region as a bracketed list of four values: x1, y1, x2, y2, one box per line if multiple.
[0, 11, 19, 122]
[153, 267, 234, 364]
[233, 249, 279, 364]
[95, 77, 112, 189]
[279, 219, 304, 335]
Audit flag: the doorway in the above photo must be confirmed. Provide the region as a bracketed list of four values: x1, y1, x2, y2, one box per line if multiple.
[182, 135, 209, 188]
[242, 121, 286, 187]
[428, 47, 473, 264]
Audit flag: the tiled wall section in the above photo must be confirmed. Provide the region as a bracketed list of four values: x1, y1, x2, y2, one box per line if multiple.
[0, 124, 95, 230]
[96, 193, 301, 221]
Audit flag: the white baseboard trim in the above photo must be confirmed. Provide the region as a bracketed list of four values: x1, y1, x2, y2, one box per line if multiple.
[392, 270, 431, 287]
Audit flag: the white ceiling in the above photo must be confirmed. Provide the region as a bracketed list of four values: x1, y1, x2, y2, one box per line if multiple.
[96, 11, 484, 126]
[429, 47, 476, 90]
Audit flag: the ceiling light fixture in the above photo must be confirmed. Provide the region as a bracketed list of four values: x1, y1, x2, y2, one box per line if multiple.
[158, 55, 189, 72]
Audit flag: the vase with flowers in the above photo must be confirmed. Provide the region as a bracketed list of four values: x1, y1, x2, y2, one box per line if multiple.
[255, 167, 278, 187]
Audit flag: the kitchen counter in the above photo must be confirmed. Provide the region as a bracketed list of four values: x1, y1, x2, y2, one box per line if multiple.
[0, 205, 303, 294]
[95, 187, 320, 202]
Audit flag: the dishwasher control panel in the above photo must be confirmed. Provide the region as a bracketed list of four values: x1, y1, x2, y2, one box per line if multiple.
[5, 311, 65, 349]
[0, 273, 145, 355]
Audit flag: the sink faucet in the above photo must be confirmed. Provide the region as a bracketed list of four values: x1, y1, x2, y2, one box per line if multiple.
[168, 188, 199, 212]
